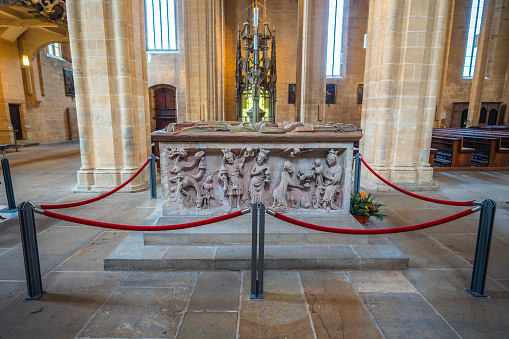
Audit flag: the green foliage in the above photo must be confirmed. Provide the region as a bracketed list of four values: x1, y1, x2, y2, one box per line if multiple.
[350, 192, 386, 221]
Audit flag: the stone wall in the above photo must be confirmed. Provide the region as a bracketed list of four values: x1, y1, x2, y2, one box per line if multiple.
[146, 0, 186, 126]
[0, 39, 26, 144]
[24, 49, 77, 143]
[441, 0, 509, 127]
[0, 39, 76, 145]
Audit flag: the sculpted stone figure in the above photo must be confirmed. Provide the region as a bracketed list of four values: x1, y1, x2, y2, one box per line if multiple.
[249, 149, 271, 204]
[218, 148, 247, 210]
[322, 149, 343, 211]
[201, 175, 215, 209]
[272, 161, 304, 211]
[167, 148, 206, 208]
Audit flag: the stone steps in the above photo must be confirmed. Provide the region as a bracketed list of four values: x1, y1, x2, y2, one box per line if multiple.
[104, 214, 409, 271]
[104, 237, 408, 271]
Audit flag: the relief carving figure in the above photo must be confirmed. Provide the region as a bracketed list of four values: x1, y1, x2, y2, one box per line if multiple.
[218, 148, 249, 210]
[167, 148, 206, 207]
[272, 161, 304, 211]
[249, 149, 271, 204]
[322, 149, 343, 211]
[201, 175, 215, 209]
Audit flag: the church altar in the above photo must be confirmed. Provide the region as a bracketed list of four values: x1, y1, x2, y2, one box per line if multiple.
[152, 122, 362, 215]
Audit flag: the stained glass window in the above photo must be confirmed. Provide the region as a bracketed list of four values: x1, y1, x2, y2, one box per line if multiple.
[47, 43, 62, 58]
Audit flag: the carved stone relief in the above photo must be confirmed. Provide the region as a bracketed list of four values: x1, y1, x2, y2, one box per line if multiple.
[160, 145, 347, 215]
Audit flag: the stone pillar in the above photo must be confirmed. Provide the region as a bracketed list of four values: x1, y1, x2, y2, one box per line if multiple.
[67, 0, 151, 192]
[360, 0, 448, 191]
[295, 0, 328, 124]
[466, 0, 496, 127]
[183, 0, 223, 121]
[435, 0, 455, 128]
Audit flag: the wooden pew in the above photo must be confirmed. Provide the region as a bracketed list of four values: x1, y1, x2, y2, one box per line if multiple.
[431, 136, 474, 167]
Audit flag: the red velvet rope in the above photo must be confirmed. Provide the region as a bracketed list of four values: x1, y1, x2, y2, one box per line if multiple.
[42, 209, 245, 231]
[270, 208, 475, 234]
[360, 158, 475, 207]
[40, 158, 151, 209]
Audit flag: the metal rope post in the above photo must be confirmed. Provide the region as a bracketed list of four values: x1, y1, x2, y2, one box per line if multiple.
[466, 199, 496, 298]
[149, 154, 157, 199]
[18, 202, 45, 301]
[250, 203, 265, 300]
[354, 152, 361, 194]
[1, 146, 16, 211]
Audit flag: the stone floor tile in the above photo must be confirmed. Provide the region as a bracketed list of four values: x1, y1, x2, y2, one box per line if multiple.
[121, 271, 197, 288]
[238, 271, 315, 338]
[385, 231, 472, 269]
[0, 226, 104, 280]
[300, 271, 383, 339]
[361, 292, 459, 338]
[56, 231, 129, 271]
[495, 279, 509, 290]
[0, 248, 9, 255]
[403, 269, 509, 339]
[80, 286, 191, 338]
[348, 270, 416, 293]
[0, 281, 26, 310]
[431, 234, 509, 279]
[0, 271, 126, 339]
[177, 312, 238, 339]
[187, 271, 240, 311]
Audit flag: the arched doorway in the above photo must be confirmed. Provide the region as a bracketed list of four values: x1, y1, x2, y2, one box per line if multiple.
[487, 109, 498, 125]
[152, 85, 177, 131]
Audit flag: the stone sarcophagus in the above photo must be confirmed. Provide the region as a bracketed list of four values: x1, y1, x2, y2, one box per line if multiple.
[152, 122, 362, 215]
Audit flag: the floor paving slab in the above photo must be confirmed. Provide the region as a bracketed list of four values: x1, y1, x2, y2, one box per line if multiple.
[80, 286, 191, 338]
[403, 269, 509, 339]
[177, 312, 238, 339]
[0, 271, 126, 339]
[238, 271, 315, 338]
[361, 292, 459, 338]
[300, 271, 383, 339]
[56, 231, 129, 271]
[0, 281, 26, 310]
[120, 271, 197, 288]
[0, 225, 103, 280]
[347, 270, 416, 293]
[431, 233, 509, 279]
[187, 271, 241, 311]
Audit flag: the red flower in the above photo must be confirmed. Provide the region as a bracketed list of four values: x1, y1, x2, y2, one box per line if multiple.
[370, 203, 377, 211]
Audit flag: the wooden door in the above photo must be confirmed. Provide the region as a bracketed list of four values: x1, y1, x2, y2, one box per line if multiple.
[452, 102, 469, 127]
[153, 87, 176, 131]
[8, 104, 23, 140]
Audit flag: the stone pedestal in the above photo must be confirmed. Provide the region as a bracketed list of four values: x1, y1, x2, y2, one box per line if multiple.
[152, 128, 362, 215]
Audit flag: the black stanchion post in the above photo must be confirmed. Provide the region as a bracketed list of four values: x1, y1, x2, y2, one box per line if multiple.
[18, 202, 45, 301]
[250, 203, 264, 300]
[466, 199, 496, 298]
[0, 145, 16, 211]
[354, 153, 361, 194]
[149, 154, 157, 199]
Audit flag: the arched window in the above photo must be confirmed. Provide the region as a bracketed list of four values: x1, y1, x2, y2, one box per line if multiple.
[326, 0, 345, 76]
[463, 0, 485, 78]
[145, 0, 178, 51]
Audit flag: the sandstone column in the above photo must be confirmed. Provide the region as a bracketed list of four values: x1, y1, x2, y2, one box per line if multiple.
[295, 0, 328, 123]
[183, 0, 223, 121]
[67, 0, 151, 192]
[466, 0, 496, 127]
[360, 0, 448, 191]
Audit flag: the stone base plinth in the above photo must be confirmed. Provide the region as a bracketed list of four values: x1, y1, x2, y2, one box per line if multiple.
[73, 168, 150, 193]
[360, 165, 439, 192]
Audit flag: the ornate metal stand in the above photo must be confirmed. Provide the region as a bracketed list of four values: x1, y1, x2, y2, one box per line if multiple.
[251, 203, 265, 300]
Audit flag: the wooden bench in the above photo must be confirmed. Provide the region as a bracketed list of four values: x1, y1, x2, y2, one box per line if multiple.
[431, 136, 474, 167]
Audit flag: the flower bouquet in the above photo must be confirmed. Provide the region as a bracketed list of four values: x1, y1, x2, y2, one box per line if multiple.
[350, 191, 386, 223]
